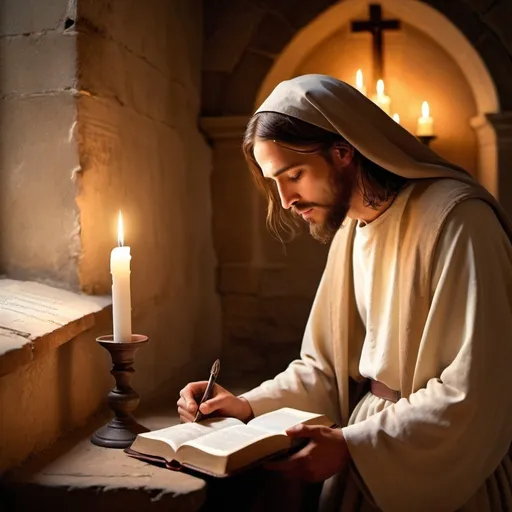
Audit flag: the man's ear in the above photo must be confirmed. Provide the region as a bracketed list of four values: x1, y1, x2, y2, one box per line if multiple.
[331, 142, 355, 167]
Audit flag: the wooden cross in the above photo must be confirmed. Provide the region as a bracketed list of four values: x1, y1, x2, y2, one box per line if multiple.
[351, 4, 400, 91]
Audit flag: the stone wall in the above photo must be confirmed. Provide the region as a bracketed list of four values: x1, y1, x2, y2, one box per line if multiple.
[0, 0, 80, 288]
[75, 0, 221, 395]
[0, 0, 221, 473]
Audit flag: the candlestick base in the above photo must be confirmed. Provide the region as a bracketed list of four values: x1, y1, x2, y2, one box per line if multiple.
[91, 334, 150, 449]
[417, 135, 437, 147]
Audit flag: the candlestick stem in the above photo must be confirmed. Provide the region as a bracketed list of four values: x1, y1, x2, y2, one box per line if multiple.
[91, 334, 149, 448]
[417, 135, 437, 147]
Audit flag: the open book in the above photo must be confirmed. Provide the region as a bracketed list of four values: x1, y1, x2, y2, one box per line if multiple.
[126, 407, 335, 477]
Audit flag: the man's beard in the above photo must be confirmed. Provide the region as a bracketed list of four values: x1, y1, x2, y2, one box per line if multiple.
[295, 167, 353, 244]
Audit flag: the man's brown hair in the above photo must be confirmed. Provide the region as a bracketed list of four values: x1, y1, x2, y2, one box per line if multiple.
[242, 111, 408, 242]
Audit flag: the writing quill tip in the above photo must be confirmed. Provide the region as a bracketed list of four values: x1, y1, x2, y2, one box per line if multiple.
[211, 359, 220, 376]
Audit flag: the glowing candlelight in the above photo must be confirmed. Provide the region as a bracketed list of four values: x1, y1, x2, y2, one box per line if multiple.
[356, 69, 367, 96]
[372, 79, 391, 116]
[417, 101, 434, 136]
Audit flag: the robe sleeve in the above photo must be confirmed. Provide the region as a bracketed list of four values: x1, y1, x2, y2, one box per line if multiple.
[240, 244, 341, 423]
[342, 199, 512, 512]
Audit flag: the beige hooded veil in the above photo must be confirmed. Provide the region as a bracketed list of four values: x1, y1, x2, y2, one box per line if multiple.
[256, 75, 478, 182]
[242, 75, 512, 511]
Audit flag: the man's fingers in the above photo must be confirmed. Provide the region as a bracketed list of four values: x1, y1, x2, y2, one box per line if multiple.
[177, 406, 195, 423]
[285, 424, 319, 438]
[176, 396, 197, 414]
[179, 381, 209, 411]
[264, 441, 313, 469]
[198, 393, 225, 414]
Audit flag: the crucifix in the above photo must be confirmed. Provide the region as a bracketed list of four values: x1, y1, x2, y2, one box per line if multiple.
[351, 4, 400, 92]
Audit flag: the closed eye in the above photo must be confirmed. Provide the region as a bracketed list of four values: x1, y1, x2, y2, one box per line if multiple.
[288, 170, 303, 181]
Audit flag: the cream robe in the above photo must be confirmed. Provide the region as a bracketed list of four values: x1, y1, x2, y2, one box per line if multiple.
[241, 179, 512, 511]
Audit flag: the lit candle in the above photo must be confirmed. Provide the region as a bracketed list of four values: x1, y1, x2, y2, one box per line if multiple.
[417, 101, 434, 136]
[356, 69, 367, 96]
[110, 211, 132, 342]
[371, 79, 391, 116]
[392, 113, 400, 124]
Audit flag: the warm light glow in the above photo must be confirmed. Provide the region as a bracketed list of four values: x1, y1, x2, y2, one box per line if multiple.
[393, 113, 400, 124]
[356, 69, 363, 90]
[376, 79, 385, 96]
[117, 211, 124, 247]
[422, 101, 430, 118]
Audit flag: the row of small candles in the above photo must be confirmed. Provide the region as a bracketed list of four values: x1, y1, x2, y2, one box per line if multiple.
[355, 69, 434, 137]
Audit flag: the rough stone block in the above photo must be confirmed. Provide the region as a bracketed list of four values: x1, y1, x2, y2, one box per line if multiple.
[0, 0, 71, 36]
[218, 264, 259, 295]
[270, 0, 337, 31]
[482, 1, 512, 54]
[0, 329, 32, 377]
[0, 93, 80, 288]
[464, 0, 501, 15]
[203, 0, 265, 72]
[0, 32, 76, 95]
[222, 295, 261, 322]
[259, 265, 323, 298]
[248, 12, 295, 57]
[200, 70, 230, 117]
[222, 51, 274, 115]
[256, 322, 302, 345]
[210, 154, 257, 263]
[77, 0, 201, 93]
[0, 279, 110, 375]
[432, 1, 488, 46]
[474, 34, 512, 110]
[260, 296, 313, 329]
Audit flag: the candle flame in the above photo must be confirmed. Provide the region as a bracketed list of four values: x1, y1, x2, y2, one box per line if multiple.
[422, 101, 430, 118]
[356, 69, 363, 89]
[376, 79, 385, 96]
[392, 113, 400, 124]
[117, 210, 124, 247]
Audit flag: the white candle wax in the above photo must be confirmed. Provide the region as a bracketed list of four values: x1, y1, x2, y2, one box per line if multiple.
[111, 212, 132, 342]
[356, 69, 367, 96]
[417, 101, 434, 136]
[371, 79, 391, 116]
[111, 246, 132, 342]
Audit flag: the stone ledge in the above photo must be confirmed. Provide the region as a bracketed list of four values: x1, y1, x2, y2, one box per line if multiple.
[0, 279, 111, 376]
[0, 404, 207, 512]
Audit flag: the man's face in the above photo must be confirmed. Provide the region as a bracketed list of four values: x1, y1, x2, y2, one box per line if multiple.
[253, 138, 354, 243]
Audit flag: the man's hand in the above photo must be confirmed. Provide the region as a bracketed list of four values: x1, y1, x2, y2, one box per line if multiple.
[177, 381, 254, 423]
[264, 424, 350, 482]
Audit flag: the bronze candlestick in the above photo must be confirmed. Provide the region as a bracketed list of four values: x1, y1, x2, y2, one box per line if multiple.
[91, 334, 149, 448]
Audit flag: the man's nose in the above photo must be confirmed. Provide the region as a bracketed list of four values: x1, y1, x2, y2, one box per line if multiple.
[277, 182, 298, 209]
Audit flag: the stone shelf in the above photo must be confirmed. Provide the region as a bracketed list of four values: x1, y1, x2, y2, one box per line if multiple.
[0, 279, 111, 376]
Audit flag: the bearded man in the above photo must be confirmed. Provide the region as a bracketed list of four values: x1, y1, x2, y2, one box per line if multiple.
[178, 74, 512, 511]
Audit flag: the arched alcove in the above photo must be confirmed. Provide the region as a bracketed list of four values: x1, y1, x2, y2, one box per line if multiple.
[201, 0, 512, 379]
[255, 0, 498, 193]
[256, 0, 498, 113]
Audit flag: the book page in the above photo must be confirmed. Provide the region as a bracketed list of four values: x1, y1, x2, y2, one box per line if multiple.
[248, 407, 329, 434]
[181, 424, 278, 456]
[139, 417, 243, 451]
